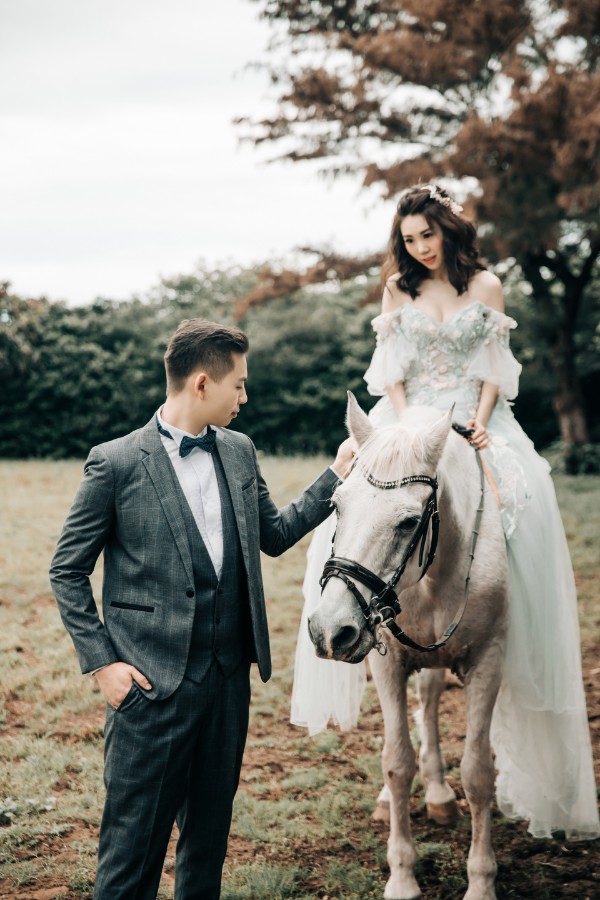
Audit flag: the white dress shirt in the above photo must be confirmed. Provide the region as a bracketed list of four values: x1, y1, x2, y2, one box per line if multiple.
[157, 408, 223, 579]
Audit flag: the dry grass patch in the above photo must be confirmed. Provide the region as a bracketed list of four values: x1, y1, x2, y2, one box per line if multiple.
[0, 456, 598, 899]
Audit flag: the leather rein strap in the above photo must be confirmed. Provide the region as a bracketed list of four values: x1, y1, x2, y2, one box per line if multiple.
[320, 423, 486, 655]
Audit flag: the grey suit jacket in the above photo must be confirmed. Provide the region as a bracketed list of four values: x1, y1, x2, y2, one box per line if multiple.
[50, 417, 339, 699]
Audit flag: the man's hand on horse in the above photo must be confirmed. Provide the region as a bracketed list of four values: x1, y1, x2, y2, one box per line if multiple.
[332, 436, 358, 479]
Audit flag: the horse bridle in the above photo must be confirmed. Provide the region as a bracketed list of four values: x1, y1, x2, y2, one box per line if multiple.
[319, 424, 485, 655]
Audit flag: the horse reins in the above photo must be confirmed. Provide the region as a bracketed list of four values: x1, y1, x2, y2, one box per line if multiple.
[319, 423, 486, 655]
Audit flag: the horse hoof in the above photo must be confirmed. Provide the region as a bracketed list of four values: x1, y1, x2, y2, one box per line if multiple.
[426, 798, 462, 825]
[384, 873, 421, 899]
[372, 799, 390, 824]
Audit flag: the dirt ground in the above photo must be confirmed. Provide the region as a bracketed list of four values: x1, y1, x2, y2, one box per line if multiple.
[2, 460, 598, 899]
[230, 647, 600, 900]
[5, 657, 598, 900]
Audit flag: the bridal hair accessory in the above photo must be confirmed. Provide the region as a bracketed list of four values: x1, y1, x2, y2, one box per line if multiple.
[422, 184, 464, 217]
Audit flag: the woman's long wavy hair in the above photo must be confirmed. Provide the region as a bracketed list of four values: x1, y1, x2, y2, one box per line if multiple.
[382, 184, 485, 298]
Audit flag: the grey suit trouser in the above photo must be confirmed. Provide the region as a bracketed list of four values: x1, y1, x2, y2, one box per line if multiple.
[93, 662, 251, 900]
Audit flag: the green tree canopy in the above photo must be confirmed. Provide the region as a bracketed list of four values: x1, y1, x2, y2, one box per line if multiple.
[2, 267, 598, 463]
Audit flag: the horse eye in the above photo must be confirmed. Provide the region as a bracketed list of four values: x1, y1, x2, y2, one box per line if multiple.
[397, 516, 419, 532]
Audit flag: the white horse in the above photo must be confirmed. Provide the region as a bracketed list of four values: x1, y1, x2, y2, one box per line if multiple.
[309, 395, 508, 900]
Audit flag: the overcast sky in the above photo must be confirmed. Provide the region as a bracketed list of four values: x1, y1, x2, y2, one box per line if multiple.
[1, 0, 394, 305]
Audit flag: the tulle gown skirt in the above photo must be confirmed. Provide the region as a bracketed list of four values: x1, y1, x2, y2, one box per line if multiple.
[290, 512, 367, 735]
[490, 443, 599, 839]
[290, 396, 600, 839]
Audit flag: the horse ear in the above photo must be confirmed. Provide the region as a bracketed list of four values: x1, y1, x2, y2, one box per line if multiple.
[346, 391, 374, 447]
[425, 405, 454, 466]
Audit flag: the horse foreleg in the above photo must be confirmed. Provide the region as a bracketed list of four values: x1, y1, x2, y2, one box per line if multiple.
[461, 643, 503, 900]
[415, 668, 460, 825]
[370, 651, 421, 900]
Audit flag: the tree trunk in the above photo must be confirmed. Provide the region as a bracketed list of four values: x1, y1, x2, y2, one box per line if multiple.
[522, 255, 591, 450]
[550, 320, 590, 446]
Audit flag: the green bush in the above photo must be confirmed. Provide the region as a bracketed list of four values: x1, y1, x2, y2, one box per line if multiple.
[1, 266, 598, 460]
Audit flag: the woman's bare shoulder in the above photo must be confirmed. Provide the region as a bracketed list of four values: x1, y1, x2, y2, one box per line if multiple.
[470, 269, 504, 313]
[383, 274, 412, 314]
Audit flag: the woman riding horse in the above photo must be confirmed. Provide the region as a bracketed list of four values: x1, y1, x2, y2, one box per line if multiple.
[291, 184, 599, 872]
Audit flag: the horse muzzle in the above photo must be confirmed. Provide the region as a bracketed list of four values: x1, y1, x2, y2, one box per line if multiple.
[308, 608, 374, 663]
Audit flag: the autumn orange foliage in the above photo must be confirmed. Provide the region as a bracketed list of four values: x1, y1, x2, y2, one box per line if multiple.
[240, 0, 600, 447]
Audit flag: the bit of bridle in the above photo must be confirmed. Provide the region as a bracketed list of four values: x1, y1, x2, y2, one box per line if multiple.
[319, 424, 485, 655]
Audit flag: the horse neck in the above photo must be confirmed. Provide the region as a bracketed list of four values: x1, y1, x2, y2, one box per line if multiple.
[431, 438, 481, 579]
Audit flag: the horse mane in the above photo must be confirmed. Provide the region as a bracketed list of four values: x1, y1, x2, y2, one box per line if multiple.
[357, 407, 445, 481]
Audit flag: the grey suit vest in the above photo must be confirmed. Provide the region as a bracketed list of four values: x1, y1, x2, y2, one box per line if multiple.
[175, 448, 253, 683]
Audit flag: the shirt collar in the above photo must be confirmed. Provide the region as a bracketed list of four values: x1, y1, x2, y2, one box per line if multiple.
[156, 406, 208, 448]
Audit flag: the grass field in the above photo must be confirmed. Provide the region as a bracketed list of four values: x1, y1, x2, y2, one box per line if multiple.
[0, 457, 599, 899]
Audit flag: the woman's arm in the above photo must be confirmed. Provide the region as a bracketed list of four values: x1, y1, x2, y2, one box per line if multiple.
[475, 382, 500, 428]
[382, 279, 410, 415]
[386, 382, 409, 415]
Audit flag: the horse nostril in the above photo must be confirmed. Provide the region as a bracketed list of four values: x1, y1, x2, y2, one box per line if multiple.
[307, 615, 323, 650]
[332, 621, 361, 653]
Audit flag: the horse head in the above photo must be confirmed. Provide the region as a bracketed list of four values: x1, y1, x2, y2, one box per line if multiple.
[308, 394, 454, 663]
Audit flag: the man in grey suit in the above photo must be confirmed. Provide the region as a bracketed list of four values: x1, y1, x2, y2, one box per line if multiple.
[50, 318, 353, 900]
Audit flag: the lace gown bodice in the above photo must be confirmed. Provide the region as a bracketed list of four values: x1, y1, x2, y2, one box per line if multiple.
[364, 300, 520, 422]
[364, 300, 530, 539]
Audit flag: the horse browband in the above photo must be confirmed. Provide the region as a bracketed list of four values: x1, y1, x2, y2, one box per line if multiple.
[319, 423, 485, 654]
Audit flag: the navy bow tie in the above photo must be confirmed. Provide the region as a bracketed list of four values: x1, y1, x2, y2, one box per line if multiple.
[157, 419, 217, 457]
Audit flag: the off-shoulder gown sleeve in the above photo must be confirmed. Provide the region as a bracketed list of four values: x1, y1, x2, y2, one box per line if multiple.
[466, 309, 521, 401]
[363, 307, 418, 395]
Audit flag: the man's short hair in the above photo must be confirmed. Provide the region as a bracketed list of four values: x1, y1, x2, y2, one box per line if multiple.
[164, 319, 249, 393]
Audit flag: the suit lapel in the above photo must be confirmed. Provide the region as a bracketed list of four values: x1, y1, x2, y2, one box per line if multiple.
[140, 419, 194, 585]
[214, 429, 250, 569]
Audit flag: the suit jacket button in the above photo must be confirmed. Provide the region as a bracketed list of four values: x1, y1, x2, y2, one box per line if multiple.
[186, 588, 195, 598]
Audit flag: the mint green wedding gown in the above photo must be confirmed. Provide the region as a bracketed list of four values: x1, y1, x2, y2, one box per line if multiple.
[291, 298, 600, 840]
